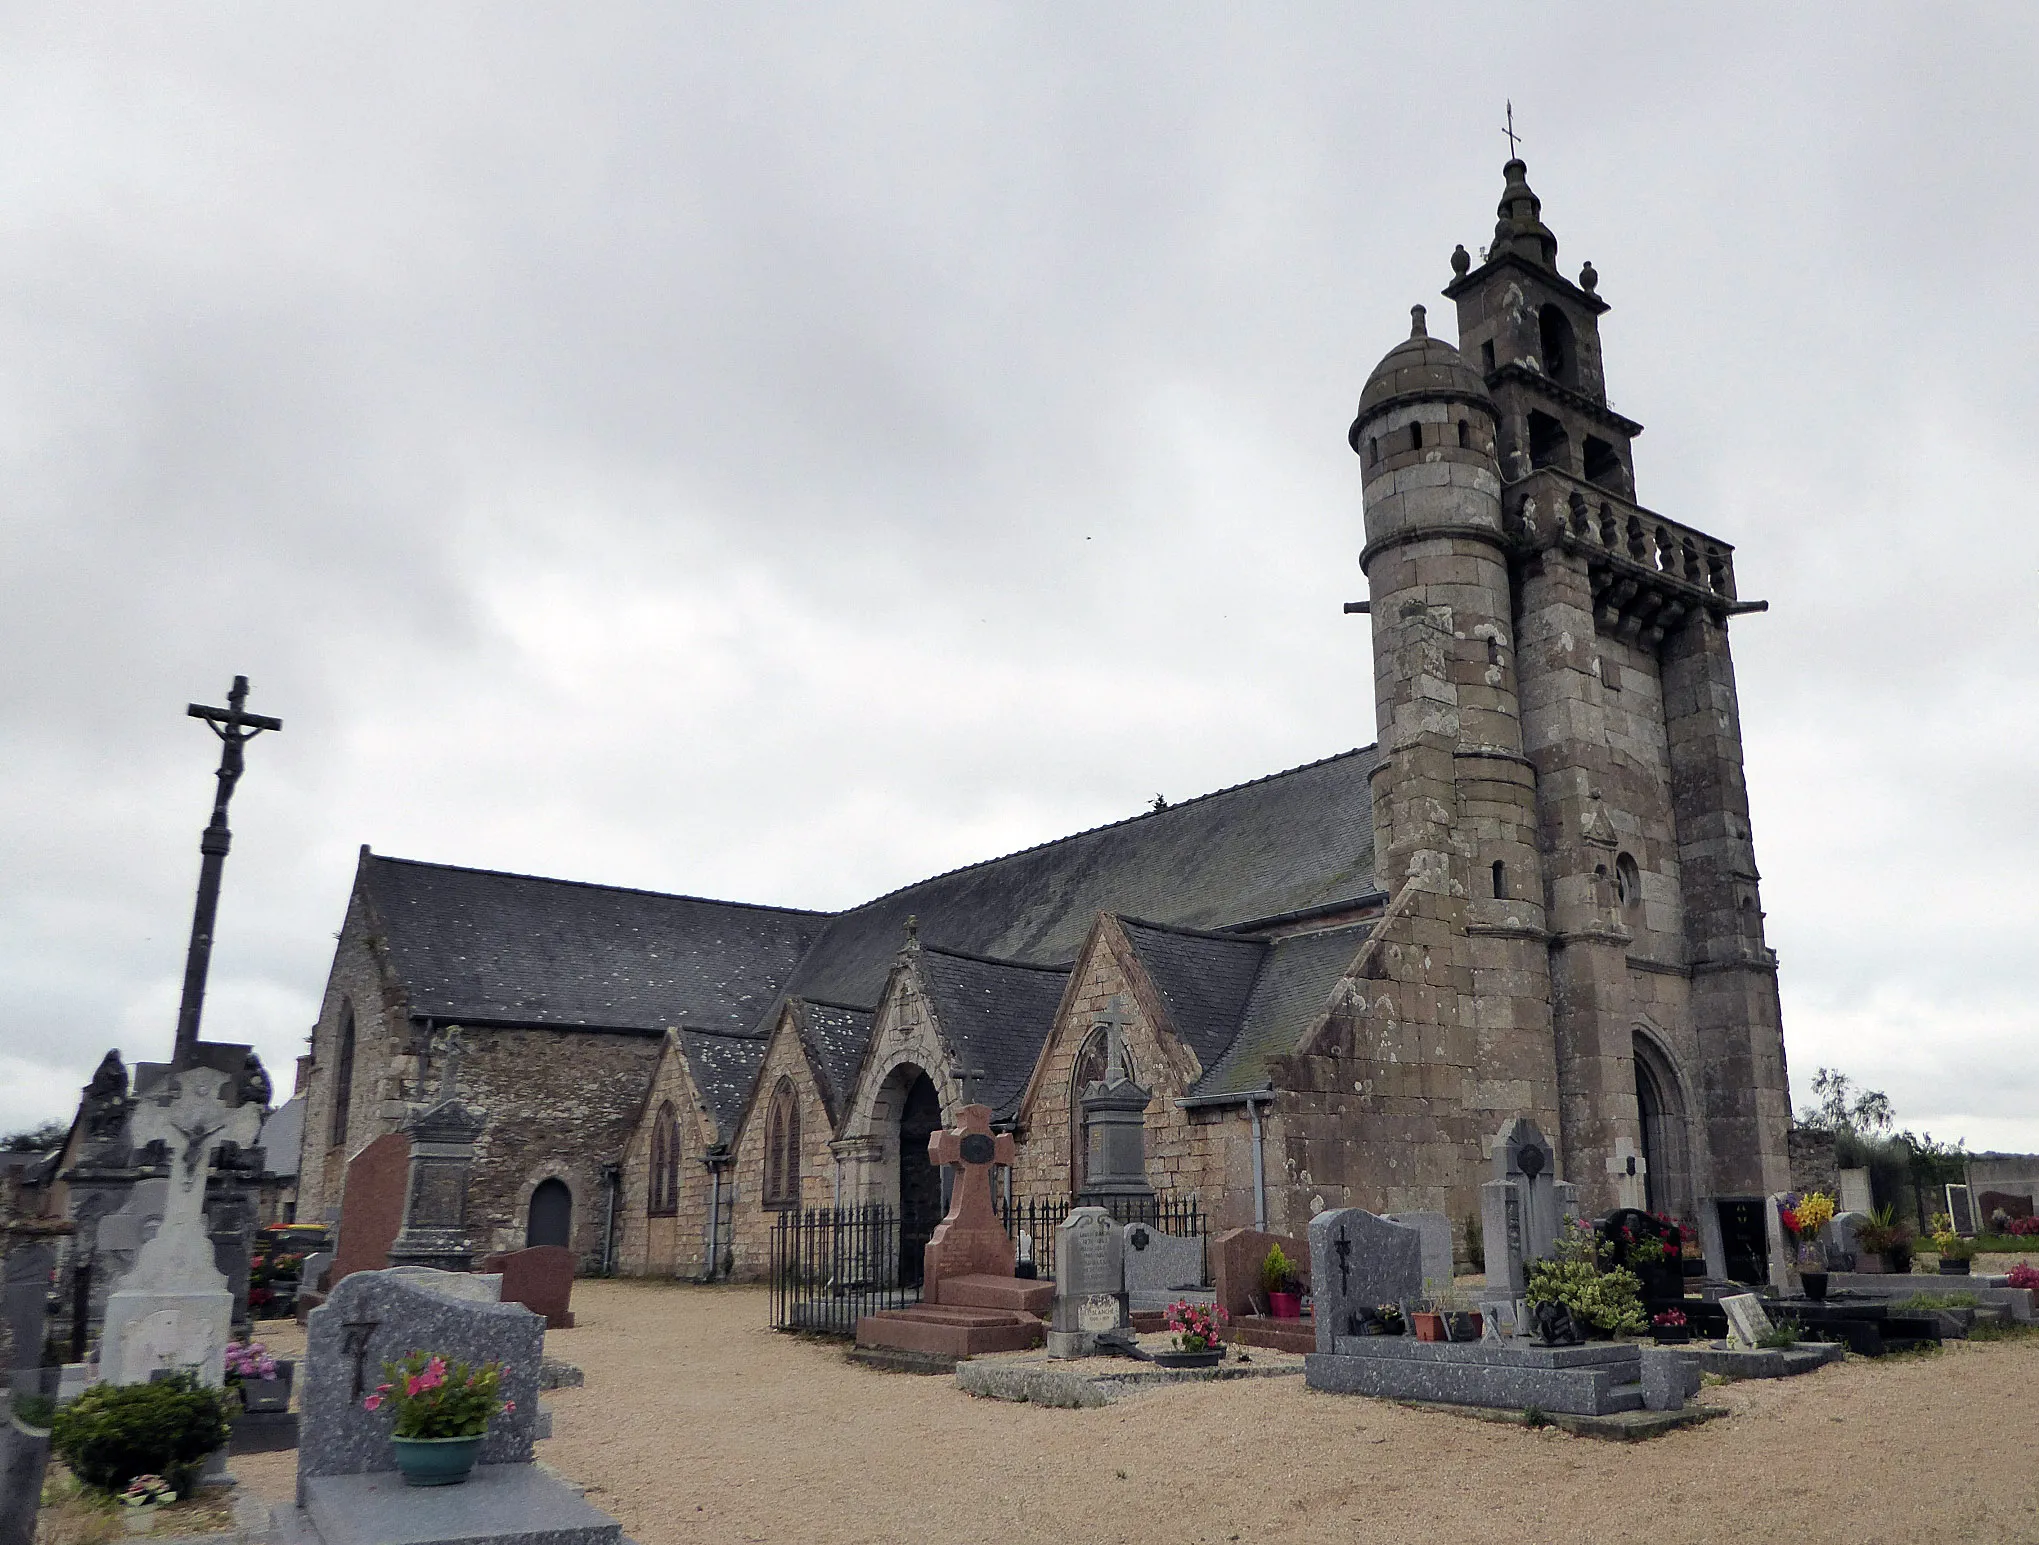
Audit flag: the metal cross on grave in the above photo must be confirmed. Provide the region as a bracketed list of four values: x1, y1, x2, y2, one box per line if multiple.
[1334, 1226, 1353, 1298]
[127, 1068, 263, 1284]
[1607, 1137, 1648, 1212]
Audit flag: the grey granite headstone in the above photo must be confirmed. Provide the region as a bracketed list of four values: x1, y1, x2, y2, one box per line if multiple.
[1480, 1118, 1576, 1298]
[1721, 1292, 1774, 1350]
[300, 1251, 334, 1294]
[1121, 1223, 1203, 1297]
[1308, 1209, 1423, 1356]
[1826, 1211, 1866, 1271]
[1384, 1211, 1454, 1295]
[1764, 1193, 1794, 1292]
[2, 1240, 56, 1385]
[298, 1267, 542, 1506]
[381, 1266, 500, 1303]
[1048, 1208, 1124, 1357]
[1, 1411, 52, 1545]
[1638, 1347, 1689, 1412]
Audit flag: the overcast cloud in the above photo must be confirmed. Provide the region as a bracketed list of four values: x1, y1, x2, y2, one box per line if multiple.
[2, 5, 2033, 1152]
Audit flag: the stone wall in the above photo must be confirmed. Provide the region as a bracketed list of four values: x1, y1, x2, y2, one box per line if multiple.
[613, 1033, 723, 1280]
[1788, 1127, 1838, 1200]
[725, 1012, 845, 1278]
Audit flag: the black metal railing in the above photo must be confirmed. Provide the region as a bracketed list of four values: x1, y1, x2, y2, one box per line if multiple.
[769, 1204, 921, 1336]
[1000, 1193, 1205, 1282]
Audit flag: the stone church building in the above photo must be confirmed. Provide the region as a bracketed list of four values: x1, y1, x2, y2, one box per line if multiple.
[291, 160, 1792, 1281]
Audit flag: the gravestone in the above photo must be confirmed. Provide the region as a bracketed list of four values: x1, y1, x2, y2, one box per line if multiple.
[1210, 1227, 1308, 1320]
[329, 1134, 410, 1287]
[1048, 1207, 1125, 1358]
[1701, 1196, 1767, 1284]
[1721, 1292, 1775, 1351]
[921, 1104, 1017, 1298]
[1945, 1184, 1978, 1238]
[296, 1267, 541, 1505]
[2, 1224, 68, 1394]
[1383, 1211, 1454, 1295]
[100, 1069, 262, 1387]
[1826, 1211, 1867, 1271]
[1075, 997, 1155, 1209]
[1480, 1118, 1578, 1298]
[1638, 1346, 1690, 1412]
[478, 1246, 576, 1329]
[1764, 1193, 1796, 1293]
[1837, 1167, 1874, 1216]
[1, 1403, 52, 1545]
[385, 1090, 485, 1274]
[1605, 1137, 1648, 1214]
[1307, 1209, 1423, 1356]
[1980, 1190, 2034, 1224]
[1121, 1223, 1203, 1302]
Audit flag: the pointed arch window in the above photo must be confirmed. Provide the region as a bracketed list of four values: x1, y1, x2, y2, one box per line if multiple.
[1069, 1028, 1137, 1194]
[649, 1100, 680, 1216]
[329, 1003, 356, 1149]
[763, 1078, 801, 1211]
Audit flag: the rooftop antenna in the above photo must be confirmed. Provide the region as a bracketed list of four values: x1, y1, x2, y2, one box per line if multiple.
[1503, 100, 1521, 161]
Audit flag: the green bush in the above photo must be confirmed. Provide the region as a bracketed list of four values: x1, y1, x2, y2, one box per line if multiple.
[1523, 1217, 1646, 1335]
[49, 1372, 230, 1494]
[11, 1390, 55, 1430]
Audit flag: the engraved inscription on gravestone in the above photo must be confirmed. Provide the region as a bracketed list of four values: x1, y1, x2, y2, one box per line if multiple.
[1077, 1295, 1119, 1334]
[408, 1167, 467, 1229]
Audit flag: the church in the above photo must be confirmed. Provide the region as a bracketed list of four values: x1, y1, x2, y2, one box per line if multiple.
[290, 159, 1794, 1282]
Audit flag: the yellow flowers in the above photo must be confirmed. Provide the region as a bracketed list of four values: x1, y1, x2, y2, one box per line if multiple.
[1795, 1192, 1837, 1235]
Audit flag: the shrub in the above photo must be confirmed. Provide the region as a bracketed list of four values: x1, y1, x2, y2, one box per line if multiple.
[1258, 1244, 1299, 1297]
[50, 1373, 230, 1494]
[1524, 1220, 1646, 1336]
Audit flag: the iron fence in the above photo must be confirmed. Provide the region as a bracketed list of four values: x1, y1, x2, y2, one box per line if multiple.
[1000, 1193, 1205, 1282]
[769, 1203, 921, 1336]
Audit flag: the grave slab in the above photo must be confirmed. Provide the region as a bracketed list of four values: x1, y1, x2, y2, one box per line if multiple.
[1306, 1337, 1645, 1416]
[300, 1466, 620, 1545]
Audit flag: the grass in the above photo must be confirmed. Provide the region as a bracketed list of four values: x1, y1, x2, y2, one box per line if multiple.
[1895, 1291, 1981, 1310]
[36, 1461, 239, 1545]
[1969, 1319, 2039, 1344]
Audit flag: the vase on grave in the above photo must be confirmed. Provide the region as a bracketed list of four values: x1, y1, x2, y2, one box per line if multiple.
[1800, 1271, 1830, 1301]
[392, 1433, 485, 1487]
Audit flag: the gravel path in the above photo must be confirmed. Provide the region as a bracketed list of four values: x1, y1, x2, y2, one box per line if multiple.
[231, 1279, 2039, 1544]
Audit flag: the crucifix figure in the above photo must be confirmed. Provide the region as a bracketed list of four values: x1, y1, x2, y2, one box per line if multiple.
[173, 676, 283, 1068]
[430, 1026, 467, 1104]
[1334, 1227, 1353, 1298]
[125, 1069, 262, 1289]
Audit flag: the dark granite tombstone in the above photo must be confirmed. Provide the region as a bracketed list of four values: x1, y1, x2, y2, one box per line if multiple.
[329, 1134, 410, 1288]
[477, 1246, 576, 1330]
[1945, 1185, 1978, 1238]
[1712, 1196, 1767, 1285]
[1980, 1190, 2034, 1224]
[1597, 1208, 1684, 1304]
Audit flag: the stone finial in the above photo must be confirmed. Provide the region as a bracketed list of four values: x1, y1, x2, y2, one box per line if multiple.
[1451, 243, 1471, 277]
[1579, 260, 1598, 294]
[903, 914, 919, 946]
[1409, 304, 1428, 339]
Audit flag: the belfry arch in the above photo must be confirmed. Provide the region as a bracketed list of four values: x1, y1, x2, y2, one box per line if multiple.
[1632, 1030, 1694, 1218]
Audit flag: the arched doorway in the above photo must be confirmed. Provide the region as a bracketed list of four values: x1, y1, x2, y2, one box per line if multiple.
[527, 1177, 573, 1249]
[897, 1072, 942, 1287]
[1632, 1033, 1693, 1218]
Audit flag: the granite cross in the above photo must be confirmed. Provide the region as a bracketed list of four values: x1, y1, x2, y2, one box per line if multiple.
[1095, 995, 1134, 1085]
[928, 1104, 1014, 1235]
[1607, 1138, 1648, 1212]
[127, 1069, 262, 1283]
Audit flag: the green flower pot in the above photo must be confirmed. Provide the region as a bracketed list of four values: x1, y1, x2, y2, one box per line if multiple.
[391, 1434, 484, 1487]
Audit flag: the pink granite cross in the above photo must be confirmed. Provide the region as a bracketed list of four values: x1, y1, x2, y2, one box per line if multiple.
[922, 1103, 1017, 1301]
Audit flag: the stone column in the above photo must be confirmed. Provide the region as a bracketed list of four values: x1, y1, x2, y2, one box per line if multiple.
[385, 1099, 486, 1274]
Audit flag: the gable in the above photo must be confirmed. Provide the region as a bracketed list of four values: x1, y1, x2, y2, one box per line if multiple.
[1193, 921, 1377, 1097]
[914, 947, 1072, 1120]
[1115, 917, 1269, 1072]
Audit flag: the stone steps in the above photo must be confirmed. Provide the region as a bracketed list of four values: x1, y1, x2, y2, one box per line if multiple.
[936, 1273, 1054, 1315]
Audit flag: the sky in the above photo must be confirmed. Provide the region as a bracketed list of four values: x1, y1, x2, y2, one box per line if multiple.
[1, 5, 2034, 1152]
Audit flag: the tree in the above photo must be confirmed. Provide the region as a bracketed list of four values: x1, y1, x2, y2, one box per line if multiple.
[2, 1119, 67, 1153]
[1796, 1067, 1894, 1138]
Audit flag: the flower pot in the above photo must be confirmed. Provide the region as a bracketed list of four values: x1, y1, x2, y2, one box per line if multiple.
[1268, 1291, 1302, 1320]
[1940, 1258, 1973, 1276]
[1854, 1253, 1887, 1274]
[1653, 1328, 1691, 1344]
[1150, 1349, 1223, 1369]
[1800, 1271, 1830, 1302]
[241, 1362, 294, 1415]
[1412, 1311, 1446, 1343]
[391, 1434, 485, 1487]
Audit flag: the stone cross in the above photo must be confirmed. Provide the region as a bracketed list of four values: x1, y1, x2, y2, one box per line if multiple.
[1607, 1137, 1648, 1213]
[430, 1026, 466, 1103]
[921, 1103, 1018, 1300]
[126, 1069, 262, 1287]
[1095, 995, 1133, 1086]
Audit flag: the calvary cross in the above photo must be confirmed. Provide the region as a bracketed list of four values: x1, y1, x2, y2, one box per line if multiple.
[173, 676, 283, 1068]
[928, 1104, 1014, 1236]
[127, 1068, 262, 1288]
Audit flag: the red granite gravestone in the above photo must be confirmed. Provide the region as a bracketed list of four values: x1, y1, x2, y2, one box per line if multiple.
[1211, 1225, 1314, 1353]
[328, 1132, 411, 1288]
[1979, 1191, 2034, 1224]
[478, 1245, 576, 1329]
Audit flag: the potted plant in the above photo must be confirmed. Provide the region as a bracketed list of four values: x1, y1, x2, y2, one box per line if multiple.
[1651, 1308, 1690, 1345]
[1930, 1213, 1977, 1276]
[224, 1338, 292, 1414]
[1433, 1287, 1483, 1343]
[1152, 1300, 1228, 1368]
[1853, 1205, 1904, 1273]
[1411, 1299, 1447, 1342]
[362, 1350, 512, 1487]
[118, 1474, 177, 1536]
[1523, 1218, 1646, 1341]
[1260, 1243, 1303, 1320]
[1356, 1302, 1405, 1337]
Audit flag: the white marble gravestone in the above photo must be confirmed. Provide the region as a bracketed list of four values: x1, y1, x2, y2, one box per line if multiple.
[100, 1069, 262, 1387]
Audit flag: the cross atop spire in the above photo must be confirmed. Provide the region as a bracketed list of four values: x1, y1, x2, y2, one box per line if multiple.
[1503, 99, 1521, 161]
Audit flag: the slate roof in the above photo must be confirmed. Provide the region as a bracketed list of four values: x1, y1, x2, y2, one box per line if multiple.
[673, 1029, 773, 1143]
[361, 855, 829, 1035]
[915, 948, 1073, 1121]
[1116, 918, 1270, 1073]
[1192, 920, 1377, 1097]
[797, 1000, 875, 1123]
[777, 746, 1379, 1015]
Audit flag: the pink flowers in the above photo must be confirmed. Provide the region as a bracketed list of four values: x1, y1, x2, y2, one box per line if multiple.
[360, 1350, 507, 1442]
[362, 1394, 384, 1411]
[224, 1339, 279, 1383]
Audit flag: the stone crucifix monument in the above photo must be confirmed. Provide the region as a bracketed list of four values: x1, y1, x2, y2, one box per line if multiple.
[100, 1068, 262, 1386]
[1076, 995, 1155, 1210]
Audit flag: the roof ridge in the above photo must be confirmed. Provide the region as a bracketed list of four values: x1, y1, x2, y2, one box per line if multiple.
[844, 744, 1379, 913]
[920, 943, 1075, 975]
[796, 996, 877, 1015]
[365, 851, 835, 918]
[674, 1025, 772, 1043]
[1116, 913, 1274, 947]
